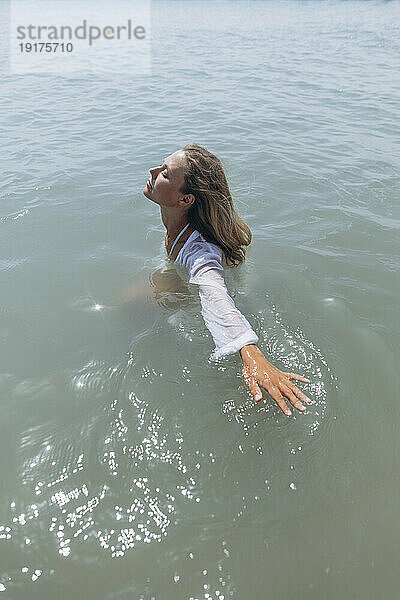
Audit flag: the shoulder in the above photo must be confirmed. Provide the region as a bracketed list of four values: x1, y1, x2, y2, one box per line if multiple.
[178, 231, 223, 264]
[177, 231, 224, 278]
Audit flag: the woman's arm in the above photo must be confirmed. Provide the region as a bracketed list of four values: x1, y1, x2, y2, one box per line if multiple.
[195, 270, 259, 359]
[239, 344, 312, 415]
[182, 245, 311, 414]
[195, 273, 311, 415]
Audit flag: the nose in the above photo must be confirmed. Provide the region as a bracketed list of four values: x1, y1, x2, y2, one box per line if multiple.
[149, 165, 161, 178]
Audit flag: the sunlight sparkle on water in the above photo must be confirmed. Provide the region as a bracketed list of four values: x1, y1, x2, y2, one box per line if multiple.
[91, 304, 104, 312]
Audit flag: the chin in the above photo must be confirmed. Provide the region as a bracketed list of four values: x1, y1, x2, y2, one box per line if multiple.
[143, 188, 159, 204]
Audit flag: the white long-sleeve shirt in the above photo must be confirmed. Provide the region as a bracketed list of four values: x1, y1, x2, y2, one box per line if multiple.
[173, 230, 258, 359]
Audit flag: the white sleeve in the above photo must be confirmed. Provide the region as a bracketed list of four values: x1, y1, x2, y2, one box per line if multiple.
[180, 240, 259, 359]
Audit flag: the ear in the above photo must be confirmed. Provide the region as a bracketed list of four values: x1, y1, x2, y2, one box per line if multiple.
[180, 193, 195, 208]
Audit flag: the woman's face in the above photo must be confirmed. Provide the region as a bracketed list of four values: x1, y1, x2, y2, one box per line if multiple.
[143, 150, 187, 207]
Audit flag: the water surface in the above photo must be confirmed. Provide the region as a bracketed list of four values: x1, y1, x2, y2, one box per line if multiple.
[1, 1, 399, 598]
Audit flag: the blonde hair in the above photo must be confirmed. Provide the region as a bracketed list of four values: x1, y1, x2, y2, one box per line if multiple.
[181, 143, 252, 267]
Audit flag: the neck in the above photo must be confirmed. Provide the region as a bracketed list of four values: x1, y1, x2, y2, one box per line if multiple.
[161, 207, 189, 238]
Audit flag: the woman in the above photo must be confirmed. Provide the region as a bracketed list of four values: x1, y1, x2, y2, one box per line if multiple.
[143, 143, 311, 416]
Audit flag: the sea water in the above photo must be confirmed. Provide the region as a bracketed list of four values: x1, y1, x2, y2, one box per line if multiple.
[0, 1, 399, 598]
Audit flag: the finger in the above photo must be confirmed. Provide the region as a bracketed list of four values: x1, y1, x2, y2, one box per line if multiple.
[247, 376, 263, 402]
[242, 366, 263, 401]
[287, 382, 313, 404]
[265, 384, 292, 416]
[283, 372, 310, 383]
[281, 385, 306, 412]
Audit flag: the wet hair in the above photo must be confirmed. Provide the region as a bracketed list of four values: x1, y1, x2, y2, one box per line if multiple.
[181, 143, 251, 267]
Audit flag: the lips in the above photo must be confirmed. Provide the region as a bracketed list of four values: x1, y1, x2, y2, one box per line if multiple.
[146, 178, 153, 192]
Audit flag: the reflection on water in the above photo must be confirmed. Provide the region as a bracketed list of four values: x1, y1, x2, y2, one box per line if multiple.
[0, 287, 332, 596]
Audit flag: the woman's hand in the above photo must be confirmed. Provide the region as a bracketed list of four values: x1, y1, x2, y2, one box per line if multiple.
[240, 344, 312, 416]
